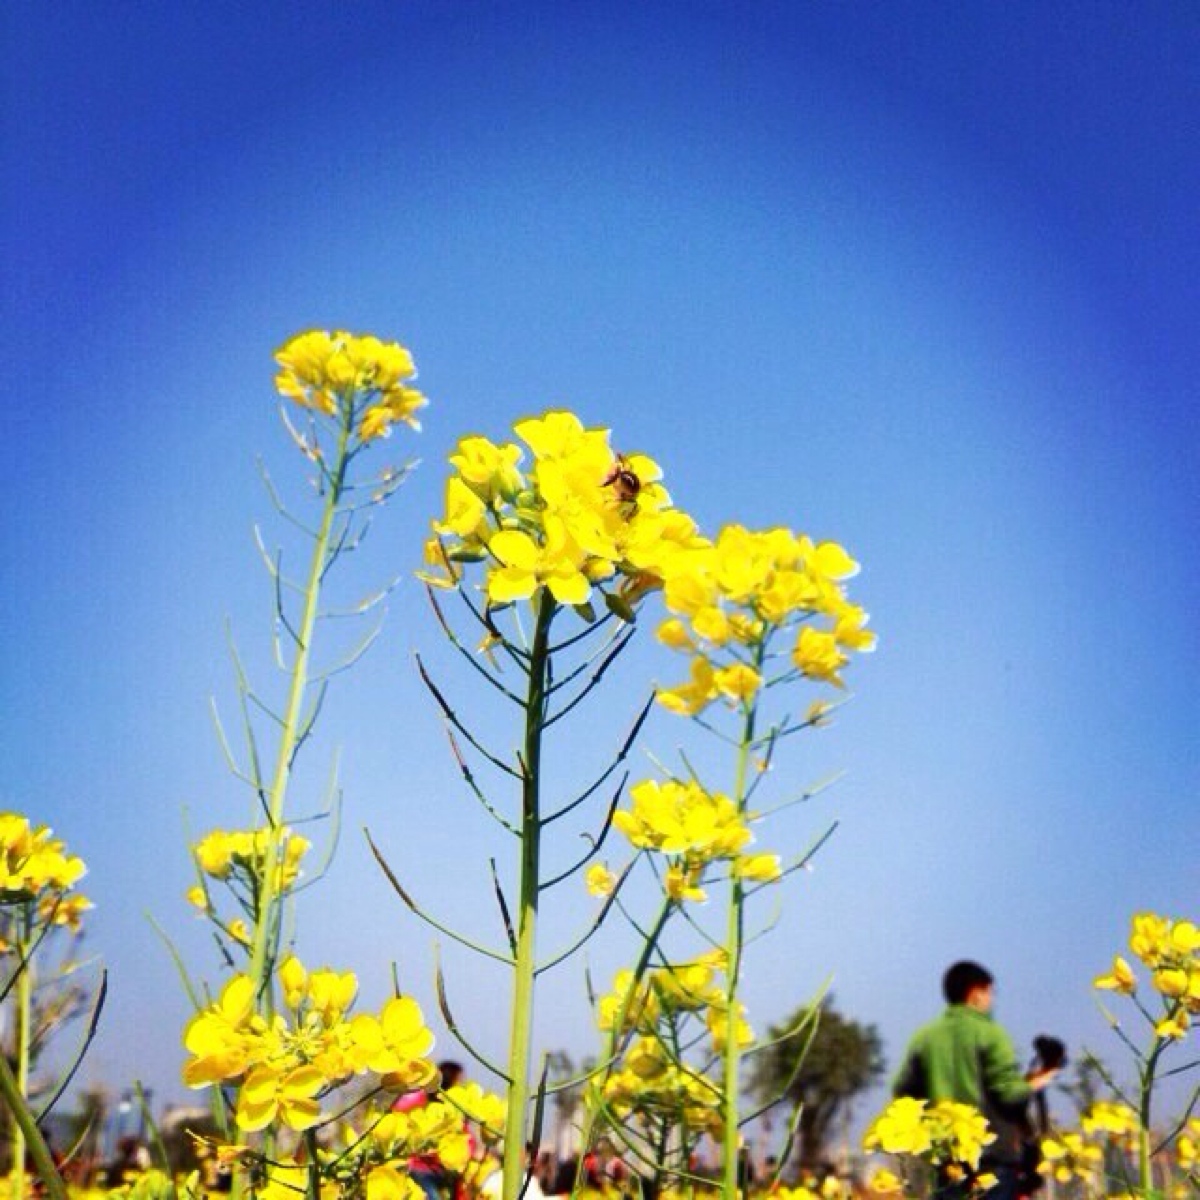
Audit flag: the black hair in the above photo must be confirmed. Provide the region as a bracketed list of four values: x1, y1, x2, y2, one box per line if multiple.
[438, 1060, 465, 1087]
[943, 960, 994, 1004]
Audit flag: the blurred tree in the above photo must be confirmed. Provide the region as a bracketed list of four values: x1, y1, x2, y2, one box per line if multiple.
[1057, 1054, 1110, 1116]
[747, 997, 885, 1170]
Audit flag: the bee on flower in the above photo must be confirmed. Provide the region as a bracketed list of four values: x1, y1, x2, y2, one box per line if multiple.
[423, 410, 701, 614]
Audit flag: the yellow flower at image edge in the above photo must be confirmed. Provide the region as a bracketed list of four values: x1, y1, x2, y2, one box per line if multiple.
[236, 1064, 324, 1132]
[0, 812, 87, 897]
[367, 1165, 425, 1200]
[867, 1169, 904, 1194]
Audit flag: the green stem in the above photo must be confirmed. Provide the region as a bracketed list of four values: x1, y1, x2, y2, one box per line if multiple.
[720, 651, 763, 1200]
[0, 935, 65, 1200]
[9, 920, 34, 1200]
[305, 1130, 321, 1200]
[1140, 1026, 1171, 1197]
[572, 895, 676, 1193]
[247, 408, 354, 1012]
[502, 591, 555, 1200]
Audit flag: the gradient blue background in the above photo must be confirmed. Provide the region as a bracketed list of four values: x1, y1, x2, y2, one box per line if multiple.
[2, 1, 1197, 1142]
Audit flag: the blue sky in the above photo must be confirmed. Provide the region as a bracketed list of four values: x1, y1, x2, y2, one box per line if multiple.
[2, 1, 1197, 1139]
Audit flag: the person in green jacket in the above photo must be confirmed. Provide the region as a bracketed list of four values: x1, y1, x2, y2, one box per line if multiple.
[893, 961, 1059, 1200]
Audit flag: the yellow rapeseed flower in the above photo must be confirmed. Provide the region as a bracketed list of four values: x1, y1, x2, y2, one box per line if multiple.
[596, 970, 659, 1033]
[274, 330, 426, 442]
[1081, 1101, 1138, 1140]
[428, 408, 696, 617]
[307, 968, 358, 1023]
[734, 853, 782, 883]
[366, 1165, 424, 1200]
[1039, 1132, 1102, 1184]
[348, 996, 437, 1083]
[236, 1063, 324, 1132]
[664, 863, 707, 903]
[444, 1082, 507, 1138]
[279, 956, 308, 1010]
[1176, 1117, 1200, 1169]
[1155, 1010, 1190, 1040]
[1094, 955, 1137, 994]
[1154, 967, 1190, 998]
[182, 975, 260, 1087]
[0, 813, 86, 899]
[1171, 921, 1200, 955]
[713, 663, 762, 703]
[864, 1098, 933, 1157]
[656, 656, 718, 716]
[793, 626, 849, 688]
[657, 618, 694, 650]
[485, 529, 590, 606]
[585, 863, 618, 897]
[614, 778, 751, 861]
[38, 891, 93, 930]
[707, 996, 754, 1053]
[448, 436, 525, 502]
[1130, 912, 1172, 967]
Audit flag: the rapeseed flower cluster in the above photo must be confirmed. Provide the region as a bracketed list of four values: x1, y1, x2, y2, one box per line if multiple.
[425, 411, 702, 609]
[864, 1097, 996, 1173]
[775, 1180, 851, 1200]
[594, 951, 752, 1147]
[1177, 1117, 1200, 1173]
[597, 953, 739, 1044]
[1037, 1102, 1140, 1186]
[182, 958, 437, 1133]
[187, 827, 311, 950]
[191, 826, 311, 895]
[356, 1087, 501, 1177]
[0, 813, 90, 932]
[1038, 1131, 1103, 1185]
[601, 1036, 723, 1139]
[1094, 912, 1200, 1039]
[655, 524, 874, 714]
[0, 814, 87, 901]
[290, 1081, 506, 1200]
[612, 778, 778, 903]
[1081, 1100, 1139, 1143]
[274, 330, 426, 443]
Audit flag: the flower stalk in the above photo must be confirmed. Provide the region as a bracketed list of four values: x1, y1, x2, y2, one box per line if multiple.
[720, 682, 759, 1200]
[0, 1042, 67, 1200]
[246, 408, 352, 1014]
[501, 591, 554, 1200]
[8, 914, 34, 1200]
[0, 817, 88, 1200]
